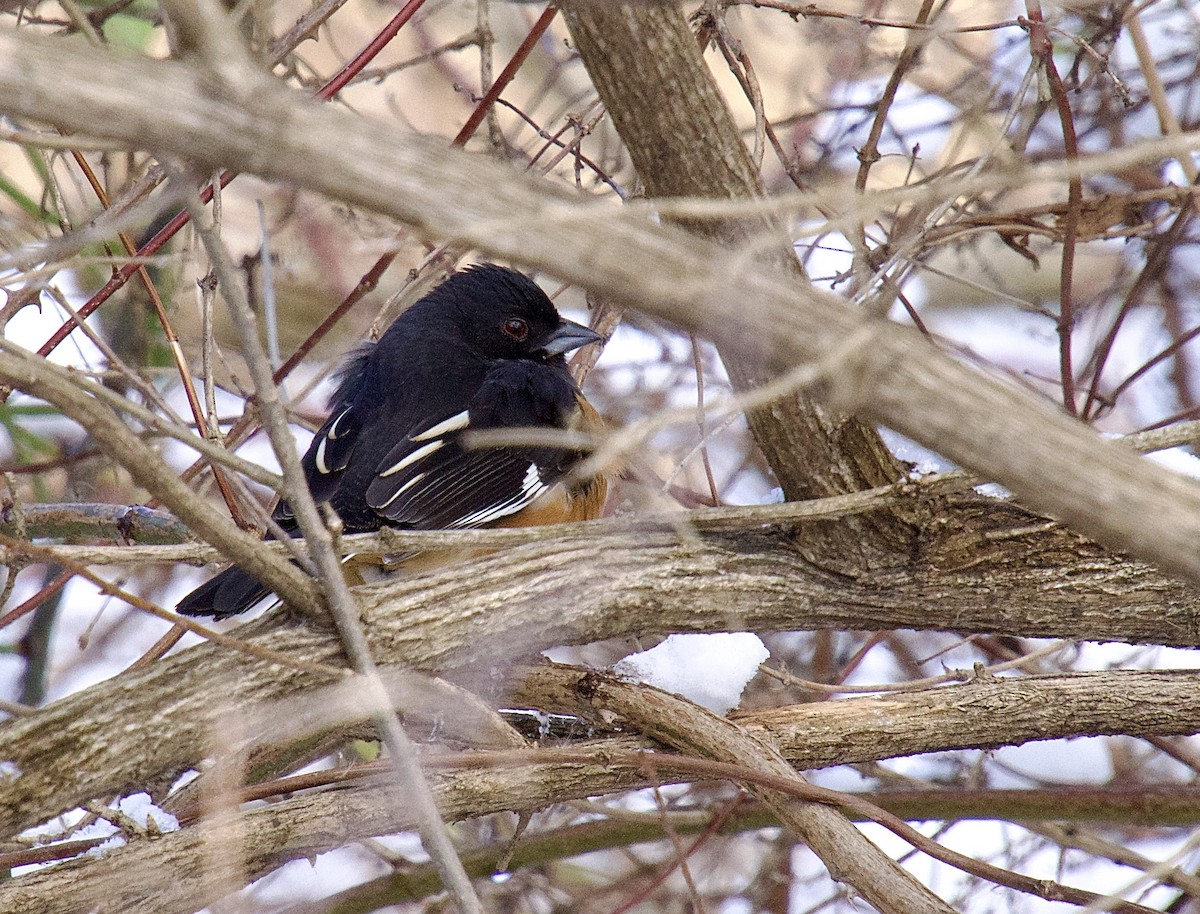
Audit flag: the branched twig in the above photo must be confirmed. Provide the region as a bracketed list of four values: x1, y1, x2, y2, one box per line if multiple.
[1023, 2, 1083, 415]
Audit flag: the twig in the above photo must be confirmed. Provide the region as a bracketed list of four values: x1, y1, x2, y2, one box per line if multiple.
[1023, 2, 1083, 415]
[64, 137, 249, 521]
[0, 530, 344, 678]
[453, 5, 558, 146]
[164, 10, 481, 898]
[0, 338, 282, 489]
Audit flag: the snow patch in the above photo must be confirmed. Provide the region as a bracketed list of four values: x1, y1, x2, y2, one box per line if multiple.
[613, 633, 770, 715]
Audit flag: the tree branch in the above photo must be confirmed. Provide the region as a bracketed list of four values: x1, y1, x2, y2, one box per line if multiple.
[0, 343, 316, 614]
[560, 0, 907, 523]
[2, 27, 1200, 588]
[4, 667, 1198, 913]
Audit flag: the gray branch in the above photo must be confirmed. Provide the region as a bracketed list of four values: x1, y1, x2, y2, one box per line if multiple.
[2, 28, 1200, 587]
[2, 667, 1197, 914]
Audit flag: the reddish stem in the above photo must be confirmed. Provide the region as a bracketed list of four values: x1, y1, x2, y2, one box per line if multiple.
[317, 0, 428, 101]
[38, 0, 430, 360]
[0, 569, 70, 630]
[1082, 199, 1195, 421]
[1023, 3, 1082, 416]
[453, 6, 558, 147]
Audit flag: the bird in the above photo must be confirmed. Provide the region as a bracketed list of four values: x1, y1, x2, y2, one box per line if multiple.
[176, 263, 607, 619]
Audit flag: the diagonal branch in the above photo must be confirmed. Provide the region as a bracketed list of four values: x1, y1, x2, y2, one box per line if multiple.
[0, 343, 316, 615]
[4, 667, 1198, 914]
[2, 27, 1200, 587]
[561, 1, 906, 517]
[572, 672, 958, 914]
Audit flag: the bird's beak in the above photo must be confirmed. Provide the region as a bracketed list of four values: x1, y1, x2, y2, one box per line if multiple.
[542, 318, 603, 356]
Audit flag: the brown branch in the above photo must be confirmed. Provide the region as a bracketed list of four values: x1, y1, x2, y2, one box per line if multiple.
[287, 784, 1200, 914]
[0, 530, 342, 679]
[18, 409, 1200, 562]
[4, 23, 1200, 589]
[561, 1, 906, 523]
[0, 503, 191, 545]
[0, 342, 316, 616]
[519, 666, 1200, 773]
[853, 0, 937, 194]
[1023, 2, 1083, 415]
[570, 671, 957, 913]
[2, 540, 1198, 837]
[5, 698, 1193, 914]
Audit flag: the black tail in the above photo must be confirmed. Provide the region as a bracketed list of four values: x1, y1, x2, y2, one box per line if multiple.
[176, 566, 272, 619]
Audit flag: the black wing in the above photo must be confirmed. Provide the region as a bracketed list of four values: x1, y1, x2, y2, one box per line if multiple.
[179, 346, 379, 617]
[365, 360, 581, 529]
[295, 402, 363, 505]
[175, 564, 272, 619]
[274, 344, 374, 525]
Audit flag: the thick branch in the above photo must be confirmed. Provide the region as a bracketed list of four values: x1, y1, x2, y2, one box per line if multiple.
[519, 665, 1200, 770]
[2, 31, 1199, 587]
[561, 1, 906, 516]
[2, 525, 1198, 838]
[4, 667, 1200, 913]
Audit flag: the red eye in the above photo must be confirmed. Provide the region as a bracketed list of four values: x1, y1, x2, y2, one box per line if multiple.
[503, 318, 528, 340]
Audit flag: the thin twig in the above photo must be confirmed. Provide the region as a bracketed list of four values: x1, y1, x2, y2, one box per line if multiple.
[171, 69, 482, 909]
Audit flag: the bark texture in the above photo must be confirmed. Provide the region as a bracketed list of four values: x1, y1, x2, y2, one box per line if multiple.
[1, 6, 1199, 911]
[1, 26, 1197, 584]
[3, 667, 1199, 914]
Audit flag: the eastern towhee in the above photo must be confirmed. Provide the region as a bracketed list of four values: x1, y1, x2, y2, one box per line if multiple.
[177, 264, 607, 618]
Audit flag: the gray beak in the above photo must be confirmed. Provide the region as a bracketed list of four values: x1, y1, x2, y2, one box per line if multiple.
[542, 318, 603, 356]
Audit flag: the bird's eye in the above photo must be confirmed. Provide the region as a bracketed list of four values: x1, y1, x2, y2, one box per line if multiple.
[502, 318, 529, 340]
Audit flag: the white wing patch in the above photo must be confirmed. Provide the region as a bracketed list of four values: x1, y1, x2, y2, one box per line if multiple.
[327, 407, 351, 439]
[450, 462, 548, 528]
[411, 410, 470, 442]
[378, 439, 444, 477]
[374, 472, 428, 510]
[314, 435, 332, 475]
[314, 407, 353, 475]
